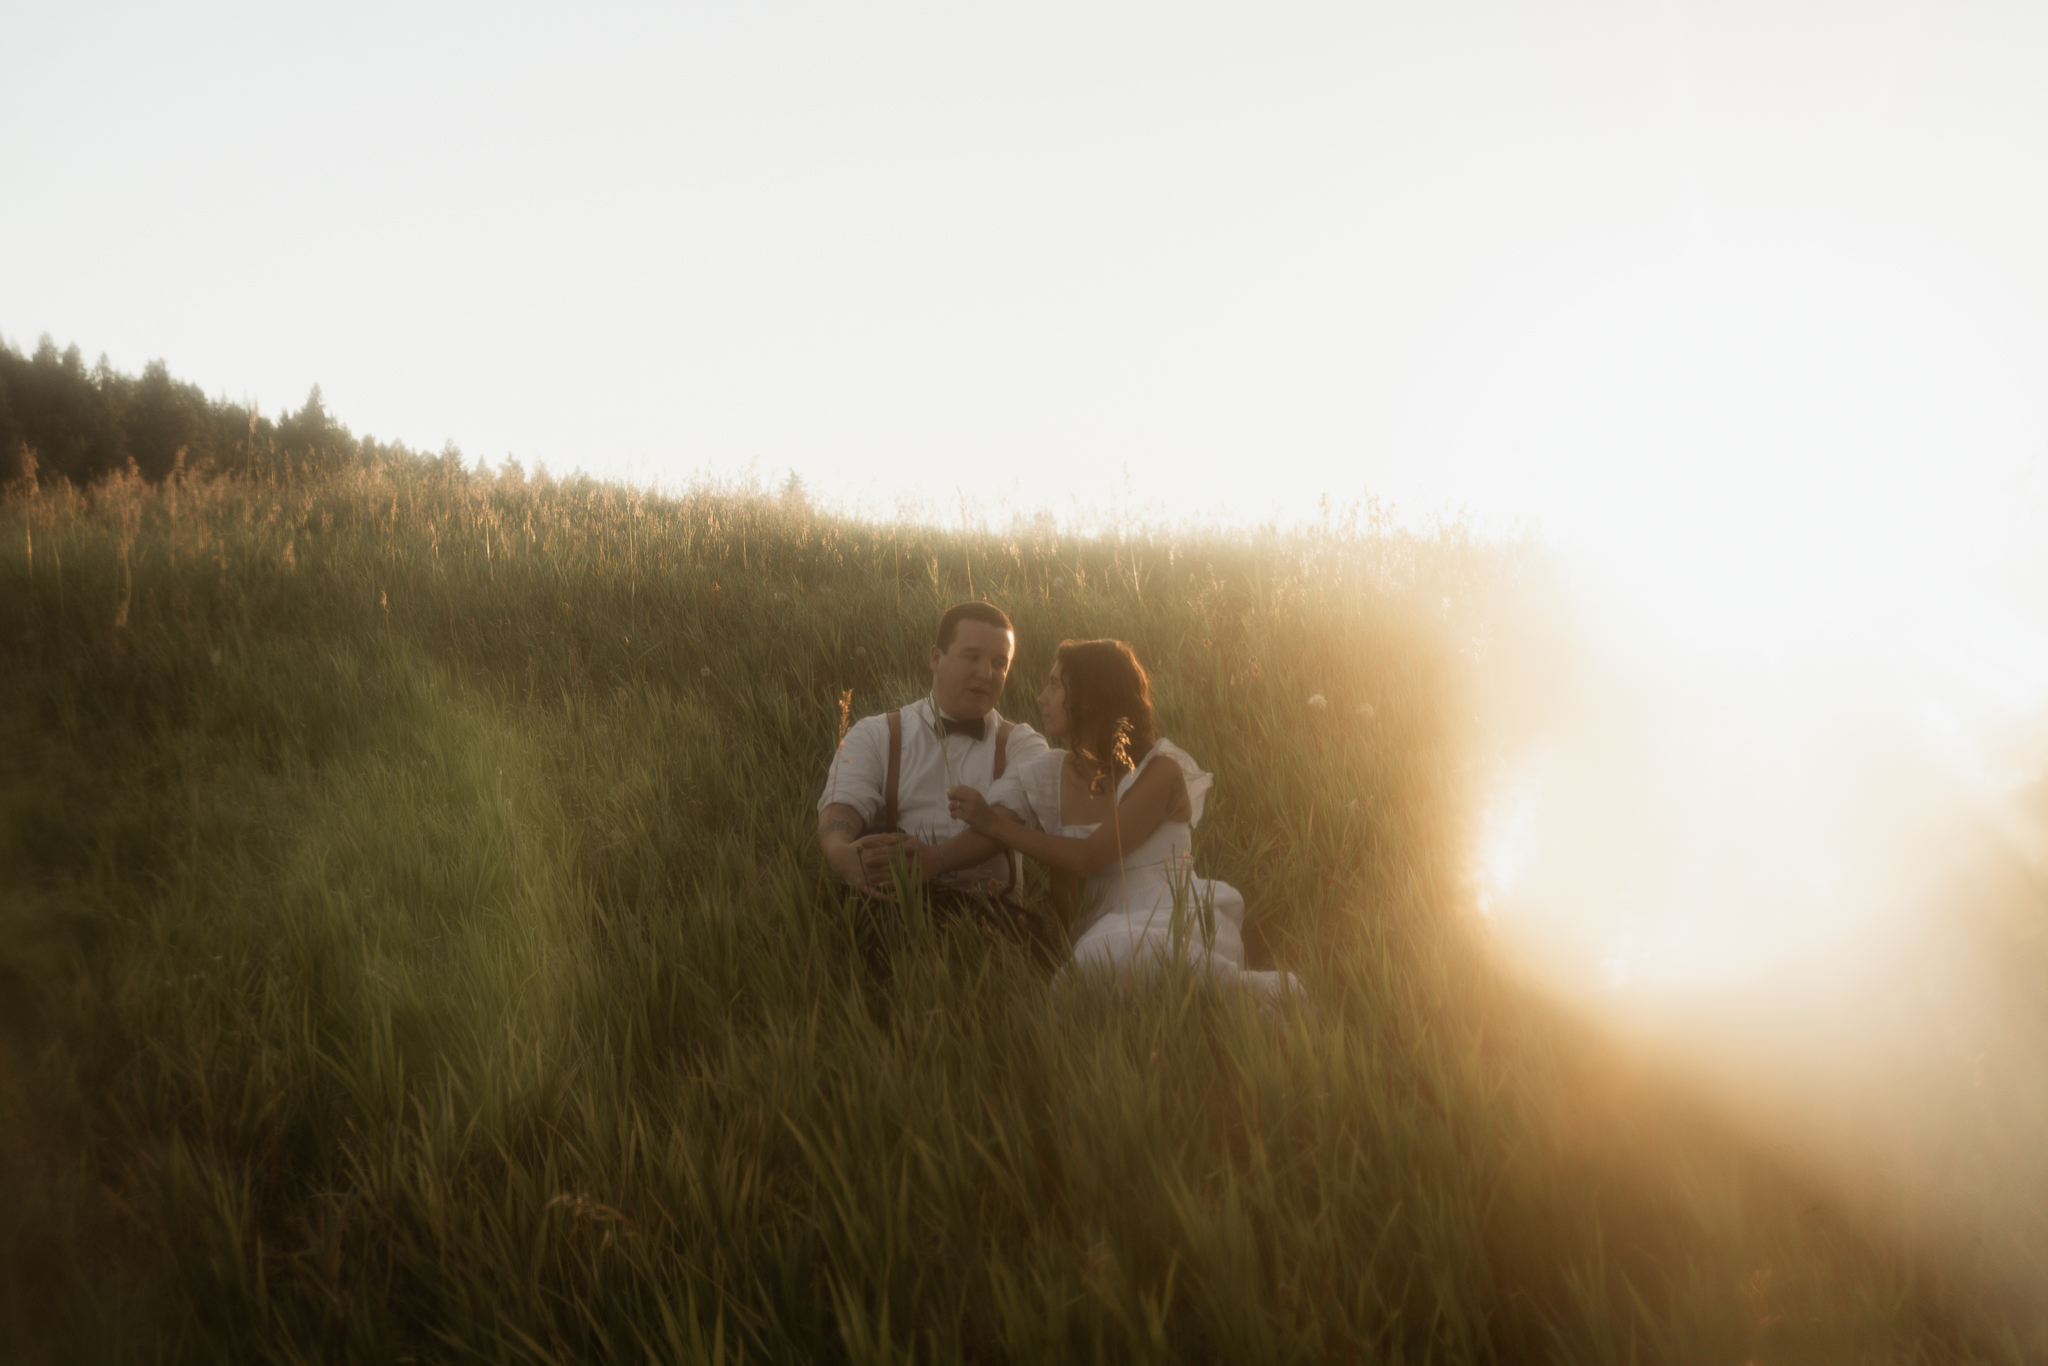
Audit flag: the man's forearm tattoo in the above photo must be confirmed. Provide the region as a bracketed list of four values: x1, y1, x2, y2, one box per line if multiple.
[821, 812, 862, 842]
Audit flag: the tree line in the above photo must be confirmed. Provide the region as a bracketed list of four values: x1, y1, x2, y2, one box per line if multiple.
[0, 333, 449, 489]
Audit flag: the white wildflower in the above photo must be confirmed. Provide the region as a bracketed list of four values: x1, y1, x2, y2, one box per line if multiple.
[1307, 694, 1327, 711]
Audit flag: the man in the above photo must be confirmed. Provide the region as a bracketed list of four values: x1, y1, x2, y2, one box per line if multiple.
[817, 601, 1050, 932]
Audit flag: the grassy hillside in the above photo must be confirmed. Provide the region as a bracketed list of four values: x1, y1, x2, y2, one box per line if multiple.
[0, 457, 2030, 1363]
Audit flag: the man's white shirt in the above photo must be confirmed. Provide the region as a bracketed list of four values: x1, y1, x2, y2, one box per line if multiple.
[818, 697, 1049, 899]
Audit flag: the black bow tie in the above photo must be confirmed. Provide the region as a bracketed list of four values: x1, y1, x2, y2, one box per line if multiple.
[940, 715, 987, 741]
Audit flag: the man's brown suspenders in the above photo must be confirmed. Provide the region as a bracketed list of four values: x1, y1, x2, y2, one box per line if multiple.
[991, 719, 1018, 894]
[883, 711, 903, 832]
[879, 710, 1018, 894]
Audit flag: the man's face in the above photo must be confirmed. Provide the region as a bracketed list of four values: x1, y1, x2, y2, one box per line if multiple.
[930, 621, 1014, 720]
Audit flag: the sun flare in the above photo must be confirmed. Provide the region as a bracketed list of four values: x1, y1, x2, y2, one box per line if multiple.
[1476, 557, 2048, 1001]
[1401, 197, 2048, 1003]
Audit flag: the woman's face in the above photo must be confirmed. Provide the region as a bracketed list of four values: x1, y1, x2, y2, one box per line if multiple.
[1037, 662, 1070, 740]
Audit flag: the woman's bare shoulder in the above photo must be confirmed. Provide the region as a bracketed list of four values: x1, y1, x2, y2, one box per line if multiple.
[1123, 744, 1193, 818]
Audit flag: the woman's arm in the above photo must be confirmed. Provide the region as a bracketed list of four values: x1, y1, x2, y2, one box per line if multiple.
[948, 759, 1186, 877]
[892, 827, 1007, 884]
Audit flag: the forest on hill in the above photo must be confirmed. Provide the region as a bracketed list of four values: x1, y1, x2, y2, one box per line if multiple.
[0, 333, 447, 490]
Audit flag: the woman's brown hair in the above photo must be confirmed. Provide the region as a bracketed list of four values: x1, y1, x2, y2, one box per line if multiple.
[1054, 639, 1157, 783]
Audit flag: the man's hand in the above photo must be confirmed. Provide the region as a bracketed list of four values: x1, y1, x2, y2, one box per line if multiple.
[820, 804, 900, 895]
[853, 834, 919, 899]
[858, 834, 955, 896]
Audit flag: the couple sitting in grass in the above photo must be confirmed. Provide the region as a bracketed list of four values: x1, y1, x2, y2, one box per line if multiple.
[817, 601, 1301, 1004]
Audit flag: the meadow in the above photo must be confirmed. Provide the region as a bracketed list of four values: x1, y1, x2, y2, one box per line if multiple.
[1, 453, 2038, 1363]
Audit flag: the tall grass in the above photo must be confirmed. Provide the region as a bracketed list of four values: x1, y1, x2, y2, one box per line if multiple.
[0, 457, 2031, 1363]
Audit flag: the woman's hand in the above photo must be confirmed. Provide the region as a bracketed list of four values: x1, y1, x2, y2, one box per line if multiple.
[946, 784, 996, 832]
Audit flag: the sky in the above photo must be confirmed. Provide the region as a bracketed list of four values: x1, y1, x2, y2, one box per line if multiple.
[8, 0, 2046, 540]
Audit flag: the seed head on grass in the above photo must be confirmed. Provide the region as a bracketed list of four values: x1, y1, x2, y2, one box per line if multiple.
[1084, 715, 1136, 796]
[1101, 716, 1136, 990]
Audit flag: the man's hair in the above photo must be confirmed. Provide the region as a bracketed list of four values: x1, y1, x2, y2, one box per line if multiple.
[935, 601, 1014, 652]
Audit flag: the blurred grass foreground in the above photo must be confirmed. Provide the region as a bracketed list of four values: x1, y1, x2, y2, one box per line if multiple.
[1, 449, 2040, 1364]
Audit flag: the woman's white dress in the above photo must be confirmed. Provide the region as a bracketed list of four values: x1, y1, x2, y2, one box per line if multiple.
[987, 739, 1304, 1005]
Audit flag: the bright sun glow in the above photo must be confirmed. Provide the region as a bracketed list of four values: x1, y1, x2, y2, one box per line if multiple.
[1442, 206, 2048, 996]
[1476, 552, 2048, 995]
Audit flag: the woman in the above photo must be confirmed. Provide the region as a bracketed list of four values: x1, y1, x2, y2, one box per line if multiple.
[947, 639, 1303, 1005]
